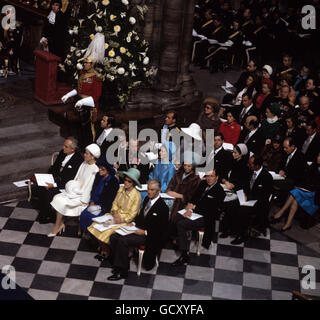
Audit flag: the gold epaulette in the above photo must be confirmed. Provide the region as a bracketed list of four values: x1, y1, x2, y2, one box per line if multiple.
[242, 20, 252, 27]
[212, 26, 223, 35]
[308, 110, 314, 115]
[175, 127, 181, 132]
[253, 26, 264, 34]
[201, 19, 214, 29]
[312, 91, 318, 97]
[229, 31, 240, 39]
[280, 67, 295, 75]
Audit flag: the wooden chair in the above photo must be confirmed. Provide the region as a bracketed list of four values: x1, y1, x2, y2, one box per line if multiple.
[136, 245, 159, 276]
[27, 151, 59, 202]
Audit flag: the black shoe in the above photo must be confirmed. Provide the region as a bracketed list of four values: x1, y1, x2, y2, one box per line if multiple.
[219, 232, 229, 238]
[280, 226, 292, 232]
[171, 255, 189, 267]
[270, 216, 282, 224]
[230, 236, 246, 245]
[107, 273, 127, 281]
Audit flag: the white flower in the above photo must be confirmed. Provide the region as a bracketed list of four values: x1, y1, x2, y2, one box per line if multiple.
[135, 36, 139, 40]
[129, 17, 136, 24]
[117, 67, 125, 75]
[110, 14, 116, 21]
[143, 57, 149, 65]
[78, 19, 84, 27]
[75, 75, 79, 80]
[76, 51, 81, 57]
[115, 56, 122, 63]
[110, 75, 115, 81]
[102, 0, 109, 5]
[69, 30, 73, 35]
[95, 26, 103, 32]
[97, 11, 103, 18]
[76, 63, 83, 70]
[126, 37, 131, 43]
[131, 71, 136, 76]
[120, 12, 126, 18]
[128, 32, 132, 37]
[70, 46, 76, 52]
[121, 0, 129, 5]
[66, 60, 72, 66]
[129, 63, 136, 70]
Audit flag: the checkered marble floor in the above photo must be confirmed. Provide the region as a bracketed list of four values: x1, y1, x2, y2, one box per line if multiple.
[0, 200, 320, 300]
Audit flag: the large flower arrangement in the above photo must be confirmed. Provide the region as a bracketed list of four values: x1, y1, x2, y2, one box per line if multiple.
[60, 0, 157, 107]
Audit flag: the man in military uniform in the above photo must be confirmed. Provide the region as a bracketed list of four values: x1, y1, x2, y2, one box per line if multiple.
[275, 53, 298, 86]
[298, 77, 320, 117]
[61, 56, 103, 150]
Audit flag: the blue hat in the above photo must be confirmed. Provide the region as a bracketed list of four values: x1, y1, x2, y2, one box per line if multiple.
[96, 157, 115, 175]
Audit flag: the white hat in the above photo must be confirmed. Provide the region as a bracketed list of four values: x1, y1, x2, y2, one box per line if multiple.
[262, 65, 273, 76]
[235, 143, 248, 156]
[181, 123, 202, 141]
[86, 143, 101, 158]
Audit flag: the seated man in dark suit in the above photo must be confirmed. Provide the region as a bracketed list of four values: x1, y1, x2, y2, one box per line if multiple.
[231, 155, 273, 245]
[274, 137, 307, 196]
[205, 132, 233, 182]
[31, 137, 83, 223]
[238, 115, 265, 155]
[108, 179, 169, 281]
[301, 121, 320, 163]
[171, 169, 225, 266]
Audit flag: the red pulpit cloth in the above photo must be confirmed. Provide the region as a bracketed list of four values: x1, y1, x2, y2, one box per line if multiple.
[34, 50, 71, 105]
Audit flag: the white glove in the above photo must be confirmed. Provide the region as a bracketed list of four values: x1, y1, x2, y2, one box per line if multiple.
[75, 96, 95, 108]
[61, 89, 77, 103]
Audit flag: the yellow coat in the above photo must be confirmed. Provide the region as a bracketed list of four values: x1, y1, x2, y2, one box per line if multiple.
[88, 186, 141, 243]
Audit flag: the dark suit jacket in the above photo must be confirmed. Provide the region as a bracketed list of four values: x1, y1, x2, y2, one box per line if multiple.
[43, 10, 67, 58]
[212, 148, 233, 182]
[244, 168, 273, 209]
[238, 105, 260, 126]
[135, 196, 169, 265]
[89, 173, 119, 213]
[303, 133, 320, 162]
[239, 128, 265, 155]
[48, 150, 83, 189]
[190, 181, 225, 247]
[95, 128, 117, 160]
[278, 149, 307, 185]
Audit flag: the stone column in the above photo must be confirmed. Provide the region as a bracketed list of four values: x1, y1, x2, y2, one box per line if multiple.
[127, 0, 200, 111]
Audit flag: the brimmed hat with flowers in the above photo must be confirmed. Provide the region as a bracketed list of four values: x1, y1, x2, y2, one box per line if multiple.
[181, 123, 202, 141]
[119, 168, 142, 188]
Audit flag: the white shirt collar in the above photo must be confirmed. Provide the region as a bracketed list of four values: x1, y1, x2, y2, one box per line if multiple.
[214, 146, 223, 155]
[47, 11, 56, 24]
[309, 132, 316, 141]
[149, 195, 160, 207]
[249, 128, 258, 137]
[96, 127, 113, 146]
[253, 166, 263, 178]
[61, 152, 74, 168]
[287, 148, 297, 161]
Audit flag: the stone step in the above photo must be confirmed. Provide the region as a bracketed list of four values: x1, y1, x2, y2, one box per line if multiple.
[0, 183, 28, 203]
[0, 136, 64, 162]
[0, 121, 61, 143]
[0, 155, 53, 182]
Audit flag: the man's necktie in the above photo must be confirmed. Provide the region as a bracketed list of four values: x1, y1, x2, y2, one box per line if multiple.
[250, 172, 257, 190]
[301, 136, 311, 154]
[144, 200, 152, 217]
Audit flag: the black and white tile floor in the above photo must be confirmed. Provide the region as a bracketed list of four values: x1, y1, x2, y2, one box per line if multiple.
[0, 200, 319, 300]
